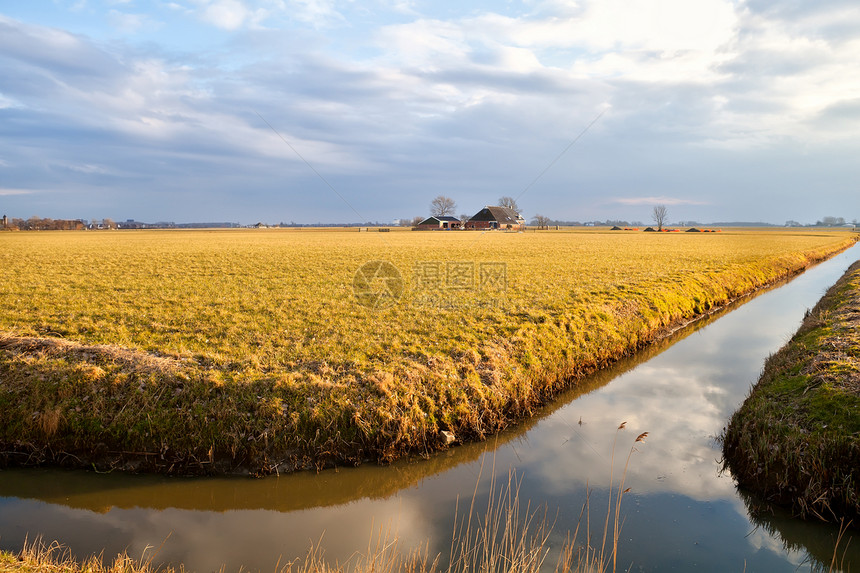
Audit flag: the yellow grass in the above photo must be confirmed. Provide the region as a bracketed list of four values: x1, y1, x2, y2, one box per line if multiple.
[0, 227, 855, 473]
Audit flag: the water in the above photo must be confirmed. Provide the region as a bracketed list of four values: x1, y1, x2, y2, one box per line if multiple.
[2, 244, 859, 572]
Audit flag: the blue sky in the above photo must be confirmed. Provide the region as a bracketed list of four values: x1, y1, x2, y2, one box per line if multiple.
[1, 0, 859, 225]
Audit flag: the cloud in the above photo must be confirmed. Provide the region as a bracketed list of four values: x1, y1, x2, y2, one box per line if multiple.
[0, 15, 123, 79]
[107, 10, 156, 34]
[1, 2, 860, 223]
[182, 0, 343, 31]
[0, 188, 35, 196]
[200, 0, 251, 30]
[610, 196, 711, 206]
[0, 93, 22, 109]
[704, 1, 860, 148]
[291, 0, 345, 27]
[184, 0, 273, 31]
[56, 162, 113, 175]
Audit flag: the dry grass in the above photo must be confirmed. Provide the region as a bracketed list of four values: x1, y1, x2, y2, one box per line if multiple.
[0, 537, 183, 573]
[0, 228, 856, 473]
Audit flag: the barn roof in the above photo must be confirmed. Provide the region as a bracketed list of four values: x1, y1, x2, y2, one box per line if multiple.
[468, 206, 523, 224]
[418, 216, 460, 225]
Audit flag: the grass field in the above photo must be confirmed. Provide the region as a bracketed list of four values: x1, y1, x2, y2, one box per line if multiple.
[0, 227, 856, 473]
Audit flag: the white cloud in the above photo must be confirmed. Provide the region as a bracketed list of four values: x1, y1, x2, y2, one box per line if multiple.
[573, 0, 737, 53]
[0, 188, 36, 196]
[699, 3, 860, 147]
[376, 1, 738, 84]
[384, 0, 418, 16]
[376, 19, 470, 71]
[291, 0, 344, 27]
[202, 0, 251, 30]
[107, 10, 150, 34]
[611, 196, 711, 206]
[183, 0, 342, 30]
[369, 0, 860, 154]
[0, 93, 22, 109]
[59, 162, 112, 175]
[473, 0, 737, 55]
[496, 45, 543, 73]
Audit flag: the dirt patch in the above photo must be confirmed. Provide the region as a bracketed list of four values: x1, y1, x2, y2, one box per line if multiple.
[0, 334, 187, 375]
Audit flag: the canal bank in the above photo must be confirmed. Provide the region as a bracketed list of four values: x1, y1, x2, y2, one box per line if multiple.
[723, 260, 860, 523]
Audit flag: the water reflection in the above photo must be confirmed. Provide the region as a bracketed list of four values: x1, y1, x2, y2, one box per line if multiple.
[1, 244, 859, 572]
[737, 487, 860, 571]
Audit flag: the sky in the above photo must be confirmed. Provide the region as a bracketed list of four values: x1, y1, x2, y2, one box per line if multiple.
[1, 0, 859, 225]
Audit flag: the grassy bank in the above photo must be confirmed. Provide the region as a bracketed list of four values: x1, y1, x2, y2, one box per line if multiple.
[0, 228, 856, 474]
[722, 259, 860, 523]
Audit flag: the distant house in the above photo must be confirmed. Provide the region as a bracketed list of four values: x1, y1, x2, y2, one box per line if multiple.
[465, 206, 525, 231]
[416, 216, 461, 230]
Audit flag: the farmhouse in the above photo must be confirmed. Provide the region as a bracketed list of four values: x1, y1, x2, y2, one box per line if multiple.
[416, 216, 461, 230]
[465, 206, 525, 231]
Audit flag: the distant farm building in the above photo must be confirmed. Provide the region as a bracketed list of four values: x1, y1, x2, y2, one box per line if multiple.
[416, 216, 461, 230]
[465, 206, 525, 231]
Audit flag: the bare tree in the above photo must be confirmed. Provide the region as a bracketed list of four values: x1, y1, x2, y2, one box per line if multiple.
[498, 196, 520, 213]
[459, 213, 470, 223]
[652, 205, 668, 231]
[532, 214, 551, 230]
[411, 215, 425, 227]
[430, 196, 457, 217]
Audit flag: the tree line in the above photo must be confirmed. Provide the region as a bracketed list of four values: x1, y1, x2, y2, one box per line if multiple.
[2, 216, 100, 231]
